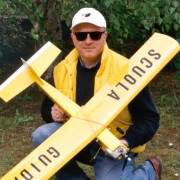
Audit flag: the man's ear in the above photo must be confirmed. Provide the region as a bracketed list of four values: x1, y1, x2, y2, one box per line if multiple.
[104, 32, 108, 43]
[71, 33, 74, 39]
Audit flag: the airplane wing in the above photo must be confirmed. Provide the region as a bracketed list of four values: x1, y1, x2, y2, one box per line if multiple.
[0, 41, 61, 102]
[0, 33, 179, 179]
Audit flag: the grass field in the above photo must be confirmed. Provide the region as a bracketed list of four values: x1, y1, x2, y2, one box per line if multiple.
[0, 69, 179, 179]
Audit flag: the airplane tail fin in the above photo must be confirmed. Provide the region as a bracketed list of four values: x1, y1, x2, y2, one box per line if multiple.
[0, 42, 61, 102]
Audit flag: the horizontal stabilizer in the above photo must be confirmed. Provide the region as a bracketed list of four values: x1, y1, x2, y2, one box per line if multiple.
[0, 42, 61, 102]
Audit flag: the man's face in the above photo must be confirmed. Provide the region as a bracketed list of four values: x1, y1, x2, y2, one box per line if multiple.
[71, 23, 107, 63]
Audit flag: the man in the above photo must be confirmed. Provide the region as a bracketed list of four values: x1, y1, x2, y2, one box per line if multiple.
[32, 7, 162, 180]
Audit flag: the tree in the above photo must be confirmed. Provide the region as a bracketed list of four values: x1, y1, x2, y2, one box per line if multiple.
[7, 0, 179, 56]
[0, 0, 27, 59]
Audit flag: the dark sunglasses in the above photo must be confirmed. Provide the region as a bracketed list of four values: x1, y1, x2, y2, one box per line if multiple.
[73, 31, 105, 41]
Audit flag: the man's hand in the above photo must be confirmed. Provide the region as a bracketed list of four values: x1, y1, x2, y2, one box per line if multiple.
[51, 104, 67, 122]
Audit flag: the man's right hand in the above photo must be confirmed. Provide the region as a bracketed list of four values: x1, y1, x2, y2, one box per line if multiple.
[51, 104, 67, 122]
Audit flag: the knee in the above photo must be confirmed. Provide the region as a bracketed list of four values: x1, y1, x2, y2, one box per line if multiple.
[32, 122, 62, 147]
[32, 126, 48, 147]
[32, 125, 52, 146]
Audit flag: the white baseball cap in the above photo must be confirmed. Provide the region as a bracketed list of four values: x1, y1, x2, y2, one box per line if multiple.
[71, 8, 106, 29]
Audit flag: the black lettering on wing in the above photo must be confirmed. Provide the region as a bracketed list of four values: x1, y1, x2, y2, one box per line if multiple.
[47, 147, 60, 158]
[20, 169, 33, 180]
[39, 154, 52, 166]
[148, 49, 161, 59]
[107, 90, 120, 100]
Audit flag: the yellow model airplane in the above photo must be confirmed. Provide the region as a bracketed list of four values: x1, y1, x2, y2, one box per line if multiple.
[0, 33, 179, 179]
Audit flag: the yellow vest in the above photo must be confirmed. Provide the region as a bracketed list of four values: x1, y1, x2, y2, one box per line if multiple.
[54, 44, 146, 153]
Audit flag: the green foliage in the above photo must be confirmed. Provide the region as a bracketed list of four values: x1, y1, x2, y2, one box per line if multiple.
[13, 109, 38, 126]
[2, 0, 180, 57]
[173, 57, 180, 70]
[0, 110, 39, 128]
[0, 1, 27, 58]
[5, 1, 180, 51]
[16, 90, 33, 101]
[1, 0, 179, 78]
[92, 0, 179, 55]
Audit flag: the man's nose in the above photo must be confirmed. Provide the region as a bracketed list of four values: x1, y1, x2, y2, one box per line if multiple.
[85, 34, 93, 43]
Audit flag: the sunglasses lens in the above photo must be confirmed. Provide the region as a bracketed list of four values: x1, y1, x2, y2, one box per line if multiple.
[74, 32, 87, 41]
[90, 32, 102, 40]
[74, 32, 104, 41]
